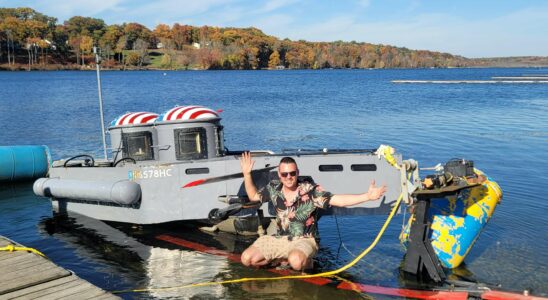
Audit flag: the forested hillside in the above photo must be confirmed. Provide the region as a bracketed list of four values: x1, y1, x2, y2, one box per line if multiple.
[1, 7, 545, 71]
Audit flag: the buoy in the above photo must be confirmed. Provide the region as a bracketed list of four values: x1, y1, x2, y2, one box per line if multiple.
[401, 170, 502, 268]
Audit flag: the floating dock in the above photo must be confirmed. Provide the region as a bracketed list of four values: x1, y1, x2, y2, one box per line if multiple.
[393, 75, 548, 84]
[392, 80, 548, 84]
[0, 236, 119, 299]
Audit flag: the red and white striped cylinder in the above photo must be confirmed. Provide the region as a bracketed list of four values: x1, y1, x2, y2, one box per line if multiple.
[110, 112, 158, 127]
[158, 106, 219, 122]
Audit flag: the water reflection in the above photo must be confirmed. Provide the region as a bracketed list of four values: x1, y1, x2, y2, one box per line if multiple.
[41, 214, 229, 299]
[39, 213, 379, 299]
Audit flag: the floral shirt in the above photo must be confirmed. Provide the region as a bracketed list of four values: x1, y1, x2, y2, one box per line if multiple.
[257, 179, 332, 239]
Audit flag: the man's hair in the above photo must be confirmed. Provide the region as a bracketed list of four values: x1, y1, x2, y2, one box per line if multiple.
[279, 156, 297, 166]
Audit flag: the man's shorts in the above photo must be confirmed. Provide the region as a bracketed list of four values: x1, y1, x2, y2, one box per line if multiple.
[250, 235, 318, 261]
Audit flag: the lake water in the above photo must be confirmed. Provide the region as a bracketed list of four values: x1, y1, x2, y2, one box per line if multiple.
[1, 68, 547, 299]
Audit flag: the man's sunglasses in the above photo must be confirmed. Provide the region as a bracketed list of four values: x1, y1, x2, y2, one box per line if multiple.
[280, 171, 297, 178]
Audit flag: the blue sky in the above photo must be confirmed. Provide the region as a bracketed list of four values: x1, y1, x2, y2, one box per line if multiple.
[2, 0, 547, 58]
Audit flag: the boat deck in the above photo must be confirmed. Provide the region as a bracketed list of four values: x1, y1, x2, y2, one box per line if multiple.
[0, 236, 119, 300]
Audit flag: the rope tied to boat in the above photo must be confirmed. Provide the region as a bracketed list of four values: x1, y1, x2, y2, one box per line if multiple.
[112, 193, 404, 294]
[376, 145, 400, 169]
[0, 244, 46, 257]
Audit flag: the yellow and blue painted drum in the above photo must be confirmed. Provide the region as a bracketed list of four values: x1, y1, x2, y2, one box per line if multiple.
[401, 170, 502, 269]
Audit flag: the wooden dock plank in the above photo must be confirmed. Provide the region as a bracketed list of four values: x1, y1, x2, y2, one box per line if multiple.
[0, 236, 120, 299]
[2, 262, 64, 283]
[0, 252, 32, 264]
[0, 250, 26, 261]
[0, 265, 69, 295]
[0, 256, 50, 271]
[27, 282, 96, 300]
[0, 276, 80, 299]
[0, 252, 46, 266]
[0, 238, 13, 247]
[32, 280, 99, 300]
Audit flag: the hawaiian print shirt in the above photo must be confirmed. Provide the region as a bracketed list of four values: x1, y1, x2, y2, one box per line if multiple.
[257, 179, 332, 239]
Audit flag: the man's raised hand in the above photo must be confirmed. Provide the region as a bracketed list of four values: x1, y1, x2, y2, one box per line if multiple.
[240, 152, 255, 175]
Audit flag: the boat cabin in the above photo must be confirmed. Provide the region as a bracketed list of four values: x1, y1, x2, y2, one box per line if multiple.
[108, 106, 224, 163]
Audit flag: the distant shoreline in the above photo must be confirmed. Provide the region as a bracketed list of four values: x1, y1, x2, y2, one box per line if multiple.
[1, 63, 547, 72]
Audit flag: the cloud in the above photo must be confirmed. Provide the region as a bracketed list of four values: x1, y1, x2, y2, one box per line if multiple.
[0, 0, 125, 22]
[258, 0, 299, 14]
[356, 0, 371, 9]
[273, 6, 548, 57]
[254, 14, 295, 36]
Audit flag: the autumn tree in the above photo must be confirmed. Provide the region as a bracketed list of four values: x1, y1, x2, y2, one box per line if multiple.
[0, 17, 23, 65]
[123, 22, 151, 50]
[115, 35, 127, 65]
[80, 35, 93, 65]
[153, 23, 172, 47]
[268, 50, 280, 69]
[0, 7, 474, 69]
[100, 25, 123, 61]
[171, 23, 193, 49]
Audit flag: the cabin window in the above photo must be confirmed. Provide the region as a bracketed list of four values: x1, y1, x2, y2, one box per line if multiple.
[185, 168, 210, 175]
[122, 132, 154, 161]
[215, 125, 225, 156]
[351, 164, 377, 171]
[319, 164, 343, 172]
[174, 128, 207, 160]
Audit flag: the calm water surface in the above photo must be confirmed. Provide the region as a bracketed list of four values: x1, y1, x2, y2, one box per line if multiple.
[1, 68, 547, 299]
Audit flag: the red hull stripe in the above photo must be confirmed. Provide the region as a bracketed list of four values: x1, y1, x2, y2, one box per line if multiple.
[337, 282, 468, 300]
[155, 234, 474, 298]
[156, 234, 240, 262]
[182, 179, 206, 188]
[481, 290, 546, 300]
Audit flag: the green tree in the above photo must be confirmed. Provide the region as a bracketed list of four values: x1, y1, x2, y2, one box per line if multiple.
[100, 25, 123, 60]
[64, 16, 106, 42]
[123, 22, 151, 50]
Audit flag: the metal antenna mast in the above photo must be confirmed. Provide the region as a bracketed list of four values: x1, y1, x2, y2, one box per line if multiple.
[94, 46, 108, 160]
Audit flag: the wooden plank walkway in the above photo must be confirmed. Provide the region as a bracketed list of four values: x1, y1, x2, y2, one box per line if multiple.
[0, 236, 119, 300]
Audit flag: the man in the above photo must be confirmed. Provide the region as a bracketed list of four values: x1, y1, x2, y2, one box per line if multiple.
[239, 152, 387, 271]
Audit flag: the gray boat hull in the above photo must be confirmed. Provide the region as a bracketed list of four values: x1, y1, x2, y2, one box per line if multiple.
[41, 150, 407, 224]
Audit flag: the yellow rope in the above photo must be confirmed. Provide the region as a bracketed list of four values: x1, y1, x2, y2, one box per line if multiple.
[0, 244, 46, 257]
[113, 193, 404, 294]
